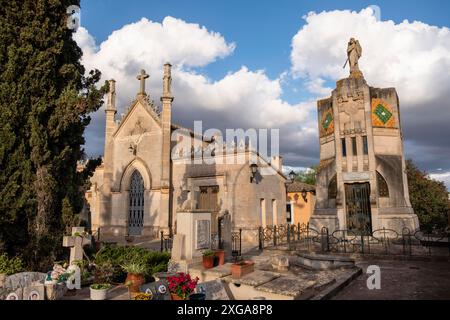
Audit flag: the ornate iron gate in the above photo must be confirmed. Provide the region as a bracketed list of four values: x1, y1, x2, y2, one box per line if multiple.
[128, 170, 145, 236]
[345, 183, 372, 235]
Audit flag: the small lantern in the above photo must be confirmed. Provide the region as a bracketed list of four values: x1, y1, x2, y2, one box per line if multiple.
[289, 170, 296, 182]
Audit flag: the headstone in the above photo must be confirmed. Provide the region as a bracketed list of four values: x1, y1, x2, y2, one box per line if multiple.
[0, 287, 23, 300]
[63, 227, 92, 265]
[23, 283, 45, 300]
[171, 234, 184, 261]
[196, 280, 230, 300]
[139, 280, 171, 300]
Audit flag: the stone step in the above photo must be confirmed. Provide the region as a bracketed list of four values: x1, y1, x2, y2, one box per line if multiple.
[292, 253, 355, 270]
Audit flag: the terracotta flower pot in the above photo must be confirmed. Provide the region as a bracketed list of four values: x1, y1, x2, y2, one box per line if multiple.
[171, 293, 185, 300]
[202, 256, 215, 269]
[214, 250, 225, 266]
[125, 273, 145, 293]
[231, 261, 255, 279]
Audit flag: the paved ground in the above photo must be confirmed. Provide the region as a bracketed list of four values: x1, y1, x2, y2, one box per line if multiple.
[332, 259, 450, 300]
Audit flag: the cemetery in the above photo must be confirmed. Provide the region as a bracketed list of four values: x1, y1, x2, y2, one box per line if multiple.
[1, 2, 450, 303]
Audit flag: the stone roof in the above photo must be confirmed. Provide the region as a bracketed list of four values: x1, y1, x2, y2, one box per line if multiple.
[286, 181, 315, 193]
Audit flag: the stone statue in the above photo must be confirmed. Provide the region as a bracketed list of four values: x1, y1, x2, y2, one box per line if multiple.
[345, 38, 362, 76]
[163, 63, 172, 97]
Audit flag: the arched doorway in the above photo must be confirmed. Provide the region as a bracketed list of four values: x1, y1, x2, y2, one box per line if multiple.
[128, 170, 145, 236]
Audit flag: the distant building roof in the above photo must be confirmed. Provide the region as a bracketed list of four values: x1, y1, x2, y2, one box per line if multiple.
[286, 181, 315, 193]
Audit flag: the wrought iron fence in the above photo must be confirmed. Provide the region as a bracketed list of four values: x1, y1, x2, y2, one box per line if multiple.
[232, 229, 242, 261]
[160, 231, 173, 252]
[258, 223, 450, 257]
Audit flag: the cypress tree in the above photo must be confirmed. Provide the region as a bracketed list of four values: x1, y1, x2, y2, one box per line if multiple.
[0, 0, 107, 269]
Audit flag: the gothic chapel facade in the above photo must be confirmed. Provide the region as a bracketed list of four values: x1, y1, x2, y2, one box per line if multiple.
[86, 64, 287, 243]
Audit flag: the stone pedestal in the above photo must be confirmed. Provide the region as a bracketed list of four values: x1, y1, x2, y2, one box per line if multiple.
[169, 210, 211, 272]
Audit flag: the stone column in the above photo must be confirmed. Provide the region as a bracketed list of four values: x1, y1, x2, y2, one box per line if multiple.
[160, 63, 174, 233]
[100, 80, 117, 227]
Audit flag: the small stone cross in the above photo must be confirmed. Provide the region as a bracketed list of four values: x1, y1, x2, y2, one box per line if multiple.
[137, 69, 149, 95]
[63, 227, 91, 265]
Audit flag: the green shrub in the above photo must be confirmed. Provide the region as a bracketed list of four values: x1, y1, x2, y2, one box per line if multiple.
[94, 244, 170, 282]
[202, 249, 215, 258]
[0, 253, 25, 275]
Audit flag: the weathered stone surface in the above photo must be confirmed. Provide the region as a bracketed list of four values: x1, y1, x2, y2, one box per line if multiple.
[256, 276, 316, 298]
[171, 234, 184, 261]
[45, 283, 68, 300]
[271, 256, 289, 271]
[223, 270, 280, 287]
[4, 272, 46, 291]
[197, 279, 230, 300]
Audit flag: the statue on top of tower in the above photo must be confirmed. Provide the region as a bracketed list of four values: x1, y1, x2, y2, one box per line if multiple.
[344, 38, 363, 77]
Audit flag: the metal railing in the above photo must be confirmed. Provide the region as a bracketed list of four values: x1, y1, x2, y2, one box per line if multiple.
[258, 223, 450, 257]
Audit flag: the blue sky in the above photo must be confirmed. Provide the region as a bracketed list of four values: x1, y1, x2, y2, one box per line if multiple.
[77, 1, 450, 187]
[80, 0, 450, 104]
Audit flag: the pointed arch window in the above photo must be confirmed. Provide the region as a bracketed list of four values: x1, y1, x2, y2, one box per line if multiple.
[377, 171, 389, 198]
[328, 174, 337, 199]
[128, 170, 145, 235]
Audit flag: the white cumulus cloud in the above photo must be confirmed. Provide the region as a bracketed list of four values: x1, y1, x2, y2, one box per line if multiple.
[74, 16, 312, 162]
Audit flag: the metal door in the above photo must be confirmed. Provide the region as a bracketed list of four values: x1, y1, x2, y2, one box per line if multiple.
[345, 183, 372, 235]
[128, 170, 145, 235]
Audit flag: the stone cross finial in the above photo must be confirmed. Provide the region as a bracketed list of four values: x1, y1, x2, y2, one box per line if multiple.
[137, 69, 149, 95]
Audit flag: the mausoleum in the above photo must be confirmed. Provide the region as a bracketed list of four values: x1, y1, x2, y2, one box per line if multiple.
[309, 38, 419, 235]
[86, 64, 287, 243]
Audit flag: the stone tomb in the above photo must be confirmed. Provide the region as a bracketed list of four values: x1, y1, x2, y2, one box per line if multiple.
[0, 272, 47, 300]
[196, 279, 230, 300]
[169, 210, 212, 272]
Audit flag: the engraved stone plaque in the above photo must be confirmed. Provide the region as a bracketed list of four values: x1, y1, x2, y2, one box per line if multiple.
[342, 172, 370, 182]
[196, 220, 211, 250]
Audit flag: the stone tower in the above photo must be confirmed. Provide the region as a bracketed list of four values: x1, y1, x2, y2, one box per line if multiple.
[309, 38, 419, 235]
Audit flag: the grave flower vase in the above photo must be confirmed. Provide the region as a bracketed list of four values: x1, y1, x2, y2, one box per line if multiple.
[214, 249, 225, 266]
[231, 261, 255, 279]
[171, 293, 186, 300]
[125, 273, 145, 293]
[202, 256, 214, 269]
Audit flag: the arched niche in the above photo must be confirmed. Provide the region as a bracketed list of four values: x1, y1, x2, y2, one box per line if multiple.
[119, 158, 152, 192]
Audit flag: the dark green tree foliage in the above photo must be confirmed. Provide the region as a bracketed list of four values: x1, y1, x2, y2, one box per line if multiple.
[406, 160, 450, 232]
[0, 0, 108, 269]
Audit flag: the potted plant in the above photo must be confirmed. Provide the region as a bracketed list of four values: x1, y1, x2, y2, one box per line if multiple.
[202, 250, 215, 269]
[231, 260, 255, 279]
[214, 249, 225, 266]
[90, 283, 112, 300]
[121, 262, 147, 293]
[167, 273, 199, 300]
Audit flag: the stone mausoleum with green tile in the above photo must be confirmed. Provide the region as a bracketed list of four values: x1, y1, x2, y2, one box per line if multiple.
[309, 39, 419, 235]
